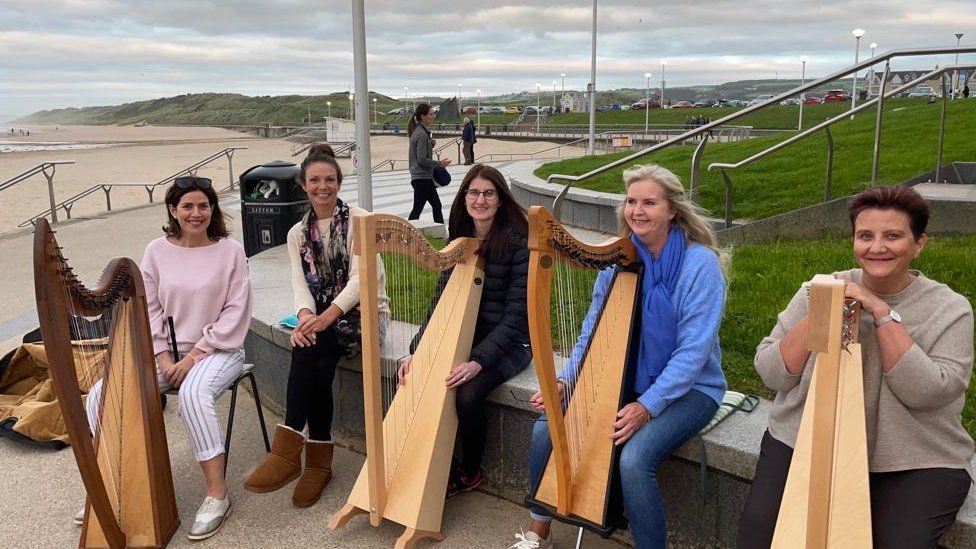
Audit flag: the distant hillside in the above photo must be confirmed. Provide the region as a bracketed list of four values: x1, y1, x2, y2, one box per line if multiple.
[14, 92, 403, 126]
[15, 79, 857, 126]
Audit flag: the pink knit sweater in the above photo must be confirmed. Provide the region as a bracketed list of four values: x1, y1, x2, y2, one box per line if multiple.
[141, 237, 253, 356]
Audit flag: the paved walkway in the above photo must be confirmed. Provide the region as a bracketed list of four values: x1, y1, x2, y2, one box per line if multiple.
[0, 161, 626, 548]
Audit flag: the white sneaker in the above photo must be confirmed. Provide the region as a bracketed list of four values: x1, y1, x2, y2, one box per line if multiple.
[73, 506, 85, 526]
[187, 493, 231, 541]
[509, 529, 552, 549]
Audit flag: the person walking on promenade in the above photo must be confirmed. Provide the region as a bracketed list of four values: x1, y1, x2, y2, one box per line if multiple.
[461, 117, 477, 165]
[407, 103, 452, 224]
[80, 175, 252, 541]
[244, 144, 389, 508]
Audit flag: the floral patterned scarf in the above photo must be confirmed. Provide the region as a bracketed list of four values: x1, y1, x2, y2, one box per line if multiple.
[298, 198, 361, 353]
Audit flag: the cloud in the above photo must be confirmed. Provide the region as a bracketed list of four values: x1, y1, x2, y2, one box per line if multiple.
[0, 0, 973, 116]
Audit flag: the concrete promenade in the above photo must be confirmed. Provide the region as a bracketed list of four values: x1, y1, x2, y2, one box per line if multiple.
[0, 162, 624, 549]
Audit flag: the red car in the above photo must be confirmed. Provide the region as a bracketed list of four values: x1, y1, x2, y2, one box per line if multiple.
[802, 96, 821, 105]
[671, 101, 694, 109]
[822, 90, 849, 103]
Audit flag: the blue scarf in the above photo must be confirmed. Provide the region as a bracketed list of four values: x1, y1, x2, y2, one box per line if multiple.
[631, 227, 686, 394]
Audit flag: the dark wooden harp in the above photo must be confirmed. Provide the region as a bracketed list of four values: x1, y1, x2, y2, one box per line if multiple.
[329, 213, 484, 548]
[771, 275, 870, 548]
[525, 206, 640, 536]
[32, 218, 179, 549]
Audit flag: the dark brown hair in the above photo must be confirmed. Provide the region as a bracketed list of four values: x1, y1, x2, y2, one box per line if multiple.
[162, 179, 229, 240]
[848, 185, 929, 239]
[300, 143, 342, 186]
[407, 103, 433, 137]
[448, 164, 528, 261]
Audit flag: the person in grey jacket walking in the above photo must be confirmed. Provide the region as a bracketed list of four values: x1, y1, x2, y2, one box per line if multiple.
[407, 103, 451, 224]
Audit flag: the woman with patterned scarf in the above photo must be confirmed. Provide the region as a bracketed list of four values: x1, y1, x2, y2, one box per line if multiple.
[244, 144, 389, 508]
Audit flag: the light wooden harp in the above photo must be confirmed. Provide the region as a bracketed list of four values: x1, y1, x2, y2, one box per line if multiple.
[772, 275, 870, 548]
[329, 213, 484, 548]
[525, 206, 640, 536]
[32, 218, 178, 548]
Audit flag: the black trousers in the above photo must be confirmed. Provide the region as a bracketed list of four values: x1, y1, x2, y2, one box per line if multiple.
[462, 142, 474, 165]
[407, 178, 443, 224]
[737, 431, 971, 549]
[284, 327, 346, 441]
[455, 366, 508, 474]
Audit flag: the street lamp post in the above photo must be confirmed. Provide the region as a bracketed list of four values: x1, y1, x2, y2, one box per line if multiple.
[535, 82, 541, 133]
[954, 33, 964, 98]
[798, 57, 807, 131]
[552, 80, 557, 111]
[327, 100, 332, 119]
[661, 60, 667, 108]
[868, 42, 877, 97]
[372, 97, 377, 125]
[476, 89, 481, 127]
[349, 93, 354, 121]
[403, 86, 408, 114]
[560, 73, 566, 112]
[851, 28, 866, 113]
[644, 72, 652, 136]
[458, 83, 463, 114]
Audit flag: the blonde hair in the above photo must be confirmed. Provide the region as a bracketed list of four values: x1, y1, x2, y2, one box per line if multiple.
[616, 164, 729, 270]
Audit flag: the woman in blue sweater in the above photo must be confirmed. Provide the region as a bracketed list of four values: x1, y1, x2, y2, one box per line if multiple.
[511, 164, 728, 549]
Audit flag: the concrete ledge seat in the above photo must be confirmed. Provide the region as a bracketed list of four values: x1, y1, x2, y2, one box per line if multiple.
[245, 243, 975, 548]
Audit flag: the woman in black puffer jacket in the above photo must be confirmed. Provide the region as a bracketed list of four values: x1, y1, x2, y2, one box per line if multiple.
[398, 164, 530, 499]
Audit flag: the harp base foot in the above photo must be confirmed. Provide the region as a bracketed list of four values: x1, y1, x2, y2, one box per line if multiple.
[327, 503, 367, 530]
[396, 527, 444, 548]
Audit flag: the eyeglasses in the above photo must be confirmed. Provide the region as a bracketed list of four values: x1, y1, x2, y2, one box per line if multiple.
[174, 176, 213, 189]
[465, 189, 498, 200]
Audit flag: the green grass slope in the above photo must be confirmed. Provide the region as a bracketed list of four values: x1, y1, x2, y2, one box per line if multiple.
[535, 98, 976, 221]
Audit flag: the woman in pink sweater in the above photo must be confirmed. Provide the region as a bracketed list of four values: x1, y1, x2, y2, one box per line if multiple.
[82, 176, 252, 541]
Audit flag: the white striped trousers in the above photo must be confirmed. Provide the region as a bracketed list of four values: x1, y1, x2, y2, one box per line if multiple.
[85, 349, 246, 462]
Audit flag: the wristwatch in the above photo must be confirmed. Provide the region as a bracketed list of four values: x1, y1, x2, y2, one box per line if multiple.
[875, 309, 902, 327]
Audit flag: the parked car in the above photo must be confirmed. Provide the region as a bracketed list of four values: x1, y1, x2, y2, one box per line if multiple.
[489, 106, 507, 114]
[694, 99, 717, 108]
[463, 106, 478, 115]
[671, 101, 695, 109]
[387, 106, 406, 115]
[802, 96, 821, 105]
[779, 97, 801, 106]
[747, 94, 775, 106]
[505, 106, 519, 114]
[906, 86, 936, 99]
[822, 90, 849, 103]
[631, 98, 661, 109]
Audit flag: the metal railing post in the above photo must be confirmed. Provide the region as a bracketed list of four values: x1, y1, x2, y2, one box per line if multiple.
[689, 134, 710, 204]
[227, 149, 237, 190]
[720, 169, 733, 228]
[870, 62, 891, 186]
[824, 126, 834, 201]
[41, 163, 59, 222]
[102, 186, 112, 211]
[935, 75, 948, 183]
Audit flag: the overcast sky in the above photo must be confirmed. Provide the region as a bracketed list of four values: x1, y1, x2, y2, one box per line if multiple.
[0, 0, 973, 119]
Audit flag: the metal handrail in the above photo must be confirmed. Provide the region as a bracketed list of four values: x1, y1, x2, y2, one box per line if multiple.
[547, 45, 976, 216]
[475, 131, 620, 163]
[19, 147, 246, 227]
[1, 160, 75, 222]
[433, 137, 462, 163]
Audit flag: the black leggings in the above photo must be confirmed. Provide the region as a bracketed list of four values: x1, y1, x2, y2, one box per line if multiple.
[408, 178, 443, 224]
[284, 327, 346, 441]
[455, 367, 508, 474]
[737, 431, 971, 549]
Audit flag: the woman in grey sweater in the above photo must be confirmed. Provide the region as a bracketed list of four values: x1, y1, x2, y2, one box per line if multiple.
[406, 103, 451, 223]
[738, 186, 974, 549]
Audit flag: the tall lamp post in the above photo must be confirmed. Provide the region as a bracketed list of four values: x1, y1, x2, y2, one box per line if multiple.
[348, 93, 354, 121]
[552, 80, 557, 111]
[644, 72, 652, 136]
[868, 42, 877, 97]
[560, 73, 566, 112]
[372, 97, 377, 125]
[458, 83, 463, 115]
[954, 33, 964, 98]
[586, 0, 597, 155]
[307, 105, 311, 126]
[851, 28, 866, 113]
[798, 56, 807, 131]
[403, 86, 408, 114]
[327, 100, 332, 119]
[476, 89, 481, 127]
[535, 82, 541, 133]
[661, 60, 667, 108]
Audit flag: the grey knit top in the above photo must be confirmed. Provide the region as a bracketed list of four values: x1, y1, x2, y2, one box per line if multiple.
[755, 269, 975, 477]
[408, 124, 436, 180]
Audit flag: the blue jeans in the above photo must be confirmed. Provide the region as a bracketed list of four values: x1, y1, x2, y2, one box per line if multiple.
[527, 389, 718, 549]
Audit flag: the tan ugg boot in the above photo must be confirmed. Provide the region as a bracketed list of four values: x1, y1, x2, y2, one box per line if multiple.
[292, 440, 334, 508]
[243, 425, 304, 493]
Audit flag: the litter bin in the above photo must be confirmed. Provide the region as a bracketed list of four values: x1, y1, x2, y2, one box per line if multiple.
[239, 160, 308, 257]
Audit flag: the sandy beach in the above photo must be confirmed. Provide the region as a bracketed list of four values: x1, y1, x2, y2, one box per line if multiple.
[0, 124, 583, 234]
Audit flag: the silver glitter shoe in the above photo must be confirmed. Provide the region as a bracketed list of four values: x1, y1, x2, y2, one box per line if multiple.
[187, 493, 231, 541]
